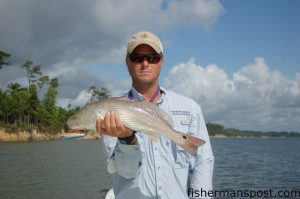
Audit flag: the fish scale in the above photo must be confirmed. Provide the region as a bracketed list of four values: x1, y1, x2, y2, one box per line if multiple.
[67, 97, 206, 156]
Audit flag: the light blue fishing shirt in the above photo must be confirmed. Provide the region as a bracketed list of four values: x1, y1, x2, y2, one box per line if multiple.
[102, 86, 214, 199]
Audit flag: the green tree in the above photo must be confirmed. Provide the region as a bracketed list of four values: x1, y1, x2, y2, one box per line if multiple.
[0, 53, 114, 134]
[43, 78, 58, 110]
[37, 75, 50, 89]
[95, 87, 110, 100]
[0, 51, 10, 69]
[206, 123, 225, 136]
[28, 85, 41, 125]
[5, 83, 31, 125]
[5, 83, 22, 124]
[15, 90, 31, 125]
[0, 89, 7, 122]
[6, 82, 22, 94]
[42, 77, 63, 133]
[88, 85, 97, 103]
[88, 85, 110, 102]
[21, 60, 43, 90]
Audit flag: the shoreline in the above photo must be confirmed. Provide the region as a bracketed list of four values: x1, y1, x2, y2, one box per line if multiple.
[0, 128, 100, 142]
[0, 128, 56, 142]
[1, 129, 297, 142]
[209, 135, 297, 139]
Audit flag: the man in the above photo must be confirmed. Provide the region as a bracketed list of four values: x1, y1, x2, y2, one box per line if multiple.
[96, 31, 214, 199]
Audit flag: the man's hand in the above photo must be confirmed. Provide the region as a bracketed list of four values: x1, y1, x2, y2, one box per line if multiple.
[96, 111, 133, 138]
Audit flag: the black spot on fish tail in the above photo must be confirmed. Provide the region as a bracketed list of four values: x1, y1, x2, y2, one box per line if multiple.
[176, 132, 206, 156]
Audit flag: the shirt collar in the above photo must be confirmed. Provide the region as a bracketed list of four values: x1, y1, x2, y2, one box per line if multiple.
[129, 85, 167, 104]
[129, 86, 145, 101]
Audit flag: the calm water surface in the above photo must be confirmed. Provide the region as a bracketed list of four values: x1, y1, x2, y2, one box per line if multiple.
[0, 138, 299, 198]
[212, 138, 300, 191]
[0, 140, 111, 199]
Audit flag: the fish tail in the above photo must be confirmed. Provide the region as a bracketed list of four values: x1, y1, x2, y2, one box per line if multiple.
[177, 133, 206, 156]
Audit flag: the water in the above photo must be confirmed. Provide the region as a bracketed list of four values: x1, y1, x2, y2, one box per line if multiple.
[211, 138, 300, 191]
[0, 138, 299, 199]
[0, 140, 112, 199]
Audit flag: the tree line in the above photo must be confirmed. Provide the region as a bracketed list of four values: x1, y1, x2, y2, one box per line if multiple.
[0, 51, 109, 134]
[206, 123, 300, 137]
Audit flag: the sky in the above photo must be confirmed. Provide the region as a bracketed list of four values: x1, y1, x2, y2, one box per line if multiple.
[0, 0, 299, 132]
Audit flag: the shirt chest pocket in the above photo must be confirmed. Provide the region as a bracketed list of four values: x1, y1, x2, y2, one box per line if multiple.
[172, 114, 191, 133]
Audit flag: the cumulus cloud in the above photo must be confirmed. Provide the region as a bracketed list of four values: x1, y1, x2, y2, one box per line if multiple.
[0, 0, 224, 107]
[57, 77, 131, 108]
[57, 90, 91, 108]
[163, 57, 300, 132]
[93, 0, 224, 32]
[0, 0, 223, 67]
[165, 0, 224, 30]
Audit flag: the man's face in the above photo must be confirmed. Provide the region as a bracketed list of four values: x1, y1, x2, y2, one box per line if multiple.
[126, 44, 163, 86]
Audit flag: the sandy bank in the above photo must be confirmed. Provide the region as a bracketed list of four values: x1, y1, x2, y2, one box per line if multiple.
[0, 128, 101, 142]
[210, 134, 228, 138]
[0, 128, 58, 142]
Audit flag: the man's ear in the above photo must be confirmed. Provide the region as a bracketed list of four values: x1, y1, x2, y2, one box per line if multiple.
[125, 55, 129, 65]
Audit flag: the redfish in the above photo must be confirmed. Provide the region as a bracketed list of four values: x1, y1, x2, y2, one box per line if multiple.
[67, 97, 205, 156]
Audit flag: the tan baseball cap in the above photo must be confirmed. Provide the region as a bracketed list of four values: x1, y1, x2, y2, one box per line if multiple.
[127, 31, 163, 54]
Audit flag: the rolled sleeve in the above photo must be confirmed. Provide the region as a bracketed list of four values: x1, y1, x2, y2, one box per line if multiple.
[114, 141, 141, 179]
[102, 134, 142, 179]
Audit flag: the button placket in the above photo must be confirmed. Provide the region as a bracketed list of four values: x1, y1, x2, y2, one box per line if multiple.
[153, 142, 163, 197]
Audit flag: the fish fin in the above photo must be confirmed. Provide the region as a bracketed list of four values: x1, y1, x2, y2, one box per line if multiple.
[152, 107, 174, 127]
[156, 109, 174, 127]
[146, 134, 160, 143]
[177, 133, 206, 156]
[107, 158, 117, 174]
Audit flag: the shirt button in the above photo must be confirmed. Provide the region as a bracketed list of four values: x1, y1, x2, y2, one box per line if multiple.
[159, 186, 162, 190]
[155, 147, 158, 151]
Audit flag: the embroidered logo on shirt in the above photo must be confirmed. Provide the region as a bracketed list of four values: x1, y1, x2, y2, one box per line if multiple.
[171, 110, 191, 116]
[171, 110, 191, 126]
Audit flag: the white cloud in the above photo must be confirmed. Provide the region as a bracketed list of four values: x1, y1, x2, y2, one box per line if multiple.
[93, 0, 224, 32]
[165, 0, 224, 30]
[164, 58, 228, 101]
[0, 0, 224, 106]
[0, 0, 224, 68]
[57, 78, 132, 108]
[57, 90, 91, 108]
[163, 57, 300, 132]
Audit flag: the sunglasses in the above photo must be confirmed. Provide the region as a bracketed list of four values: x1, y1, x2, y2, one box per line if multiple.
[128, 53, 162, 64]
